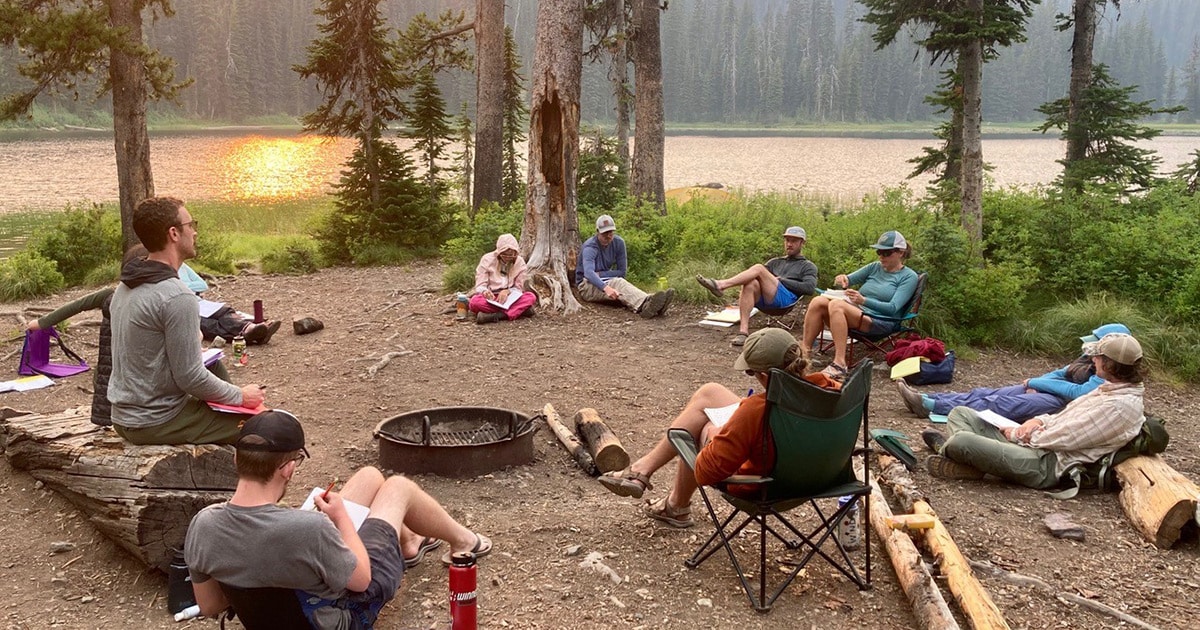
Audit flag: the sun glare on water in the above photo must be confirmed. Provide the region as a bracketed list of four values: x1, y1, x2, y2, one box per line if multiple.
[217, 135, 341, 202]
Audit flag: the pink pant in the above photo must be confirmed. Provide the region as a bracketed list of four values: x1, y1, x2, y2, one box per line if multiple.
[468, 292, 536, 320]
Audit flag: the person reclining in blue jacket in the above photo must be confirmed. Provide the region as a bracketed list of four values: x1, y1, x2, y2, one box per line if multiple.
[895, 323, 1129, 422]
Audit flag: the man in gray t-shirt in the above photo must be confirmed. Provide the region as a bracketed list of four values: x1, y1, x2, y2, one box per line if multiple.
[695, 226, 819, 347]
[186, 411, 493, 629]
[108, 196, 265, 445]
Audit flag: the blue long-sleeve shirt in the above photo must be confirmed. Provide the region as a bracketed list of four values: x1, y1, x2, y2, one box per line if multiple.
[1027, 368, 1105, 400]
[845, 261, 919, 320]
[575, 234, 628, 290]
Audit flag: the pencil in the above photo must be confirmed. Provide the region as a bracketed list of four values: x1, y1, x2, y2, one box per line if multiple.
[321, 479, 337, 501]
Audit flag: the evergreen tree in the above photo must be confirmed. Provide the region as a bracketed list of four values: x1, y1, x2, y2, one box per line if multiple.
[451, 103, 473, 205]
[1182, 37, 1200, 124]
[1037, 64, 1184, 193]
[403, 67, 453, 200]
[501, 26, 529, 207]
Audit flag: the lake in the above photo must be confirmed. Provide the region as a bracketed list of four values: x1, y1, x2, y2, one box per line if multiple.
[3, 130, 1198, 212]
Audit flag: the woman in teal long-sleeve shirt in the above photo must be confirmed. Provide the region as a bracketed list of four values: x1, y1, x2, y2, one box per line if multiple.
[801, 230, 918, 380]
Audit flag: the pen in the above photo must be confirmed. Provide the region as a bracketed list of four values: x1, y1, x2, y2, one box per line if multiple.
[747, 388, 754, 397]
[321, 479, 337, 501]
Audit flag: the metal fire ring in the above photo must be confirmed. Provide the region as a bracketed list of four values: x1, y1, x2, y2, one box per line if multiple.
[373, 406, 539, 478]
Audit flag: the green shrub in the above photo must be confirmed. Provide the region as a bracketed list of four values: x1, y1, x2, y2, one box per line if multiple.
[442, 262, 475, 293]
[0, 251, 65, 301]
[82, 260, 121, 286]
[261, 238, 320, 275]
[440, 202, 524, 291]
[30, 204, 121, 285]
[194, 231, 236, 274]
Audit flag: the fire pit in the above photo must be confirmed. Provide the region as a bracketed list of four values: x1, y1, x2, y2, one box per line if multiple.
[373, 406, 538, 477]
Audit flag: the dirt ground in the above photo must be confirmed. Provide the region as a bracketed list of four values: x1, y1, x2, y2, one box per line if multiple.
[1, 262, 1197, 630]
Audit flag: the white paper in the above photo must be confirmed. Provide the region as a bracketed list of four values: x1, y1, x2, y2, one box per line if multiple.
[196, 299, 226, 318]
[822, 289, 849, 301]
[299, 486, 370, 530]
[703, 402, 740, 428]
[0, 375, 55, 393]
[701, 306, 758, 325]
[698, 319, 735, 328]
[202, 348, 224, 366]
[486, 288, 523, 309]
[977, 409, 1020, 430]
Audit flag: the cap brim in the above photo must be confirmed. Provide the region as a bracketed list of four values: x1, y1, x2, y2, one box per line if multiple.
[1079, 334, 1099, 343]
[599, 227, 615, 233]
[733, 353, 750, 371]
[868, 244, 888, 249]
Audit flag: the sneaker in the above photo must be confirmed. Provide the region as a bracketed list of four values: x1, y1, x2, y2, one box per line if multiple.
[639, 291, 670, 319]
[926, 455, 985, 480]
[895, 380, 930, 419]
[836, 503, 862, 551]
[475, 312, 505, 324]
[920, 428, 947, 453]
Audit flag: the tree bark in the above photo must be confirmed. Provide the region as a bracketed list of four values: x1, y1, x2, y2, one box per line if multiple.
[1066, 0, 1098, 170]
[959, 17, 984, 244]
[630, 0, 665, 212]
[610, 0, 631, 178]
[542, 404, 598, 476]
[1114, 455, 1200, 549]
[572, 408, 629, 473]
[473, 0, 505, 211]
[108, 0, 155, 251]
[520, 0, 583, 314]
[1, 408, 237, 572]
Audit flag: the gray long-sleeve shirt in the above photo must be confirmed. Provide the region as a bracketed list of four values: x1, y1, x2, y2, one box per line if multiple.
[108, 266, 241, 429]
[765, 255, 818, 297]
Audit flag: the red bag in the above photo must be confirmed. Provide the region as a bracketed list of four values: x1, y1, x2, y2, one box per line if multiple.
[885, 335, 946, 366]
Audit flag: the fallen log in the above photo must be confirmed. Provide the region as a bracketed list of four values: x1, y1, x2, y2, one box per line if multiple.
[1114, 455, 1200, 549]
[858, 461, 960, 630]
[0, 407, 237, 572]
[877, 455, 1010, 630]
[542, 404, 597, 476]
[573, 407, 629, 473]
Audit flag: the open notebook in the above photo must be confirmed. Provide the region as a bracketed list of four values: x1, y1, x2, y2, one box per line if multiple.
[299, 486, 370, 530]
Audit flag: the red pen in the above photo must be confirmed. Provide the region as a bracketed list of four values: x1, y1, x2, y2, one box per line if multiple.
[321, 479, 337, 501]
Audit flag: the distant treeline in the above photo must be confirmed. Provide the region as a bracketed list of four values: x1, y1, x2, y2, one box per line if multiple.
[1, 0, 1197, 126]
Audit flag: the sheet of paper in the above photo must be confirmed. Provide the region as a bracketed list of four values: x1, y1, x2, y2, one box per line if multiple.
[978, 409, 1020, 430]
[196, 299, 226, 318]
[822, 289, 849, 301]
[703, 402, 740, 428]
[0, 375, 55, 393]
[486, 288, 523, 309]
[208, 401, 268, 415]
[299, 486, 370, 530]
[698, 319, 735, 328]
[202, 348, 224, 366]
[889, 356, 927, 380]
[702, 306, 758, 324]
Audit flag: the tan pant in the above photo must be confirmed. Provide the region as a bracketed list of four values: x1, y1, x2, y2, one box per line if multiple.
[578, 277, 648, 312]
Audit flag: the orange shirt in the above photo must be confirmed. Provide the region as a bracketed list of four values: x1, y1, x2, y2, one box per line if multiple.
[693, 374, 841, 487]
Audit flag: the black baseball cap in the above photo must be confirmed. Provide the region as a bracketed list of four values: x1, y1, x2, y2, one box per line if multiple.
[236, 410, 310, 457]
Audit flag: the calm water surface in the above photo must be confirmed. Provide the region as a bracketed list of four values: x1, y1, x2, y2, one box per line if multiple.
[2, 131, 1197, 213]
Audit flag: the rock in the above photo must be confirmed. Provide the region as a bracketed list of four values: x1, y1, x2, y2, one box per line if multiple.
[292, 314, 324, 335]
[564, 544, 582, 557]
[49, 542, 75, 554]
[210, 336, 226, 348]
[697, 598, 713, 607]
[80, 596, 94, 604]
[1043, 512, 1086, 541]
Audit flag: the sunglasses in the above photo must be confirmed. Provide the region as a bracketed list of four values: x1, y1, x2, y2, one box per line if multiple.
[877, 249, 898, 257]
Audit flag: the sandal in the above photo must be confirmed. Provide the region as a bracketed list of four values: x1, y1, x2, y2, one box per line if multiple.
[440, 533, 494, 566]
[695, 275, 725, 300]
[821, 362, 848, 382]
[731, 333, 748, 347]
[643, 497, 694, 528]
[403, 536, 443, 569]
[598, 469, 652, 499]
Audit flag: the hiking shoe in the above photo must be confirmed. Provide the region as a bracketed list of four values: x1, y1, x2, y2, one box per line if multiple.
[639, 291, 670, 318]
[242, 322, 274, 345]
[895, 380, 930, 418]
[475, 312, 505, 324]
[655, 288, 676, 316]
[519, 306, 536, 319]
[644, 497, 693, 528]
[920, 428, 947, 453]
[836, 502, 862, 551]
[926, 455, 985, 480]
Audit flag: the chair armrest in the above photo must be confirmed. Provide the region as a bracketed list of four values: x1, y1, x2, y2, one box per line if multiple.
[722, 474, 774, 485]
[667, 428, 698, 470]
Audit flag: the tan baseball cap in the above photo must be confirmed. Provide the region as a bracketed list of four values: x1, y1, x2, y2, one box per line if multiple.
[1083, 333, 1143, 366]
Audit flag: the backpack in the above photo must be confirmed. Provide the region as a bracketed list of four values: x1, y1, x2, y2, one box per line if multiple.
[18, 327, 90, 378]
[1048, 415, 1170, 499]
[885, 335, 947, 366]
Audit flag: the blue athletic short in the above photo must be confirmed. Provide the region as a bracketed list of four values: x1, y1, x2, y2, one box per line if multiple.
[755, 283, 798, 310]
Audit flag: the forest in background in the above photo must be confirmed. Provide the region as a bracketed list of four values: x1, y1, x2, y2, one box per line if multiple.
[1, 0, 1198, 128]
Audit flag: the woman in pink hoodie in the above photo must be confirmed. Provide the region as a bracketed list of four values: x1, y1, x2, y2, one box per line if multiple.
[469, 233, 537, 323]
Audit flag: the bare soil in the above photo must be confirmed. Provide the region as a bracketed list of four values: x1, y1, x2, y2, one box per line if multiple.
[2, 262, 1197, 630]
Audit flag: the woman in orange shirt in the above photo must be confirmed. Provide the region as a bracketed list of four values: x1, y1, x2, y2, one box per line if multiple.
[598, 328, 838, 527]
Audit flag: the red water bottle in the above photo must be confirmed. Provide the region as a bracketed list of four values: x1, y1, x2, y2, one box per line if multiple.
[449, 551, 477, 630]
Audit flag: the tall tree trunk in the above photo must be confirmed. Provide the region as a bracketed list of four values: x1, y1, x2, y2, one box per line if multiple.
[520, 0, 583, 314]
[473, 0, 505, 211]
[108, 0, 155, 251]
[610, 0, 631, 178]
[630, 0, 665, 213]
[960, 18, 984, 244]
[1065, 0, 1098, 190]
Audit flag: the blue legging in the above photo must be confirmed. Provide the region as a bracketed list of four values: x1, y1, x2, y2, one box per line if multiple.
[930, 384, 1066, 421]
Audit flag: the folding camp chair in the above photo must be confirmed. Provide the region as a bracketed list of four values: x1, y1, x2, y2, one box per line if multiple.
[819, 272, 927, 366]
[668, 361, 873, 612]
[758, 295, 810, 331]
[219, 583, 314, 630]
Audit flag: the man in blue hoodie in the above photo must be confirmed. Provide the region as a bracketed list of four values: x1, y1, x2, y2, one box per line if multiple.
[896, 323, 1129, 424]
[108, 197, 266, 445]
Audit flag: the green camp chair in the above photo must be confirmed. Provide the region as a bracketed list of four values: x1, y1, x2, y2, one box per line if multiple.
[668, 361, 874, 612]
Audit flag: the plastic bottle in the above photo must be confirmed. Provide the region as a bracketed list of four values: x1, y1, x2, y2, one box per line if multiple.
[455, 293, 469, 320]
[449, 551, 477, 630]
[232, 335, 247, 365]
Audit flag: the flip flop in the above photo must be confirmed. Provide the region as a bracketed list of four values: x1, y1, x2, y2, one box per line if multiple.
[440, 533, 493, 566]
[403, 537, 443, 569]
[598, 469, 652, 499]
[695, 275, 725, 300]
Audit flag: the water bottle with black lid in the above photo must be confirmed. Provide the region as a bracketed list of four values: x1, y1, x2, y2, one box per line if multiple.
[167, 549, 197, 614]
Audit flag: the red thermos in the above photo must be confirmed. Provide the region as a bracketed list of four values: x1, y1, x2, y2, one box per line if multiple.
[449, 552, 477, 630]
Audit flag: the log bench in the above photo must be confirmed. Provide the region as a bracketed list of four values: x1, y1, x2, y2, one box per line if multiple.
[0, 407, 237, 572]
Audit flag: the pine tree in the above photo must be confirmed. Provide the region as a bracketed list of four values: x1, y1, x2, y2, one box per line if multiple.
[403, 67, 453, 200]
[501, 26, 529, 207]
[451, 103, 474, 205]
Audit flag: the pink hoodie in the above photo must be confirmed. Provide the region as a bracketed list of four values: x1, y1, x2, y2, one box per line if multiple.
[474, 233, 528, 294]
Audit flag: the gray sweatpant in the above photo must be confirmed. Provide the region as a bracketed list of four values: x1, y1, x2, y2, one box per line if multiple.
[942, 407, 1060, 489]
